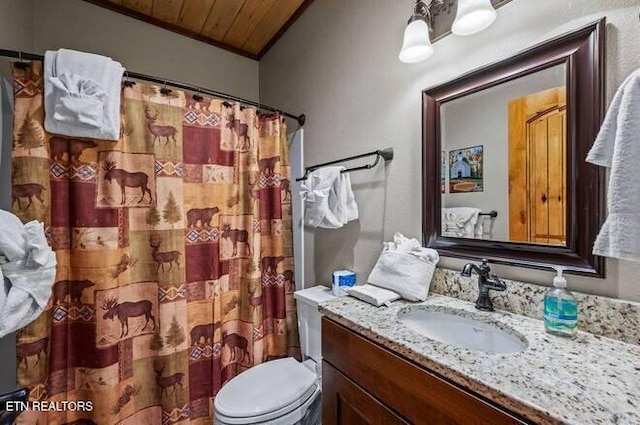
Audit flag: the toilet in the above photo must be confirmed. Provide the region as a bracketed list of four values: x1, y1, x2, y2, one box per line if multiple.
[214, 286, 335, 425]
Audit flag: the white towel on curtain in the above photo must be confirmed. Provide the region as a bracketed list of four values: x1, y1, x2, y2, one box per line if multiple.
[586, 69, 640, 260]
[0, 210, 57, 338]
[44, 48, 124, 140]
[300, 166, 359, 229]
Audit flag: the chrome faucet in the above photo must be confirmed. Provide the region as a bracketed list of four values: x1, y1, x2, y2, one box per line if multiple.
[460, 259, 506, 311]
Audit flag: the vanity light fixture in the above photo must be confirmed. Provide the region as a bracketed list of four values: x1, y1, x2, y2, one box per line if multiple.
[399, 0, 434, 64]
[451, 0, 497, 36]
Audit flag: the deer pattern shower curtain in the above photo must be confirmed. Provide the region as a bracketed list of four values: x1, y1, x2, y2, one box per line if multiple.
[10, 62, 299, 425]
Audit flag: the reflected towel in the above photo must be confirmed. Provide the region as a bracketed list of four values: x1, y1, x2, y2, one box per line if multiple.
[442, 207, 481, 238]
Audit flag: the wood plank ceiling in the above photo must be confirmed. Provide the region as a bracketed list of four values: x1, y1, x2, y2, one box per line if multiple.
[84, 0, 314, 59]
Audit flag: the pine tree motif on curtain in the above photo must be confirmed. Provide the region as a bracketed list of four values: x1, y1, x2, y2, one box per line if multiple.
[11, 62, 300, 425]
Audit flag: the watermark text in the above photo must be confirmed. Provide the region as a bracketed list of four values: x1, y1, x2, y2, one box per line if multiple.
[5, 401, 93, 412]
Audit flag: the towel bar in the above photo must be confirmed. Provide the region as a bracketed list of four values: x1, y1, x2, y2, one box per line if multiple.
[296, 148, 394, 181]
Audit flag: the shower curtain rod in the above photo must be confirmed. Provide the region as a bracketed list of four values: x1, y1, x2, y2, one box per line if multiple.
[0, 49, 306, 127]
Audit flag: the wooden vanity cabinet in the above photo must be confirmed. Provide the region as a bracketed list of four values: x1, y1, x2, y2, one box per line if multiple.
[321, 317, 531, 425]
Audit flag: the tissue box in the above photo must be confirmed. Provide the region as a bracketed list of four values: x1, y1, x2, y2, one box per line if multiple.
[332, 270, 356, 296]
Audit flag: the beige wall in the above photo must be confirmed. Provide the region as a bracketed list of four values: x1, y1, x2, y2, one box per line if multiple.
[0, 0, 259, 100]
[32, 0, 259, 101]
[0, 0, 34, 51]
[260, 0, 640, 302]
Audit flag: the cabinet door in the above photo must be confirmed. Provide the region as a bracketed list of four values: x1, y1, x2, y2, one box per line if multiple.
[323, 318, 529, 424]
[323, 361, 408, 425]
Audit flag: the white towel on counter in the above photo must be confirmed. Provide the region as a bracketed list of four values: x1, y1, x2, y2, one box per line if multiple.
[0, 210, 57, 338]
[586, 68, 640, 261]
[300, 166, 359, 229]
[345, 284, 401, 307]
[442, 207, 481, 238]
[44, 48, 124, 141]
[367, 233, 439, 301]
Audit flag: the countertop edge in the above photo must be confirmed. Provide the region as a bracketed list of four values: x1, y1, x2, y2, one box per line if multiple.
[320, 307, 563, 425]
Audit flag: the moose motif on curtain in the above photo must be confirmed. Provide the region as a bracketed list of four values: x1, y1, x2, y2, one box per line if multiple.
[11, 61, 299, 424]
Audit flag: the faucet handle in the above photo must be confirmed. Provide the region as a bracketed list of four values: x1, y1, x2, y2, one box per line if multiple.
[479, 259, 491, 274]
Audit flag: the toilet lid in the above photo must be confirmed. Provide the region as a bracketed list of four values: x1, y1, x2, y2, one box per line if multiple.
[214, 358, 317, 419]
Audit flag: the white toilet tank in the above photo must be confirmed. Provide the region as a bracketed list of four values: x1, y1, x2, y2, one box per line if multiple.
[294, 286, 336, 363]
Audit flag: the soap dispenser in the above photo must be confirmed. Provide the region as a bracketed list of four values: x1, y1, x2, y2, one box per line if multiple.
[543, 267, 578, 337]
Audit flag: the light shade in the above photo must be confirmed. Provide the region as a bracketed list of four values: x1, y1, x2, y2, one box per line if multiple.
[451, 0, 497, 36]
[399, 19, 433, 63]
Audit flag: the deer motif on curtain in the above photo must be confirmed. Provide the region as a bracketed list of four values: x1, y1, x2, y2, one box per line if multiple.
[11, 62, 299, 424]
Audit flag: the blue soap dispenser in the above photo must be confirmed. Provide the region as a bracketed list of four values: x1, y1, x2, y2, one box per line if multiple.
[543, 267, 578, 337]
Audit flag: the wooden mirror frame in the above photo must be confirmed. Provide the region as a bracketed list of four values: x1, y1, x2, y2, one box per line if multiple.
[422, 19, 606, 277]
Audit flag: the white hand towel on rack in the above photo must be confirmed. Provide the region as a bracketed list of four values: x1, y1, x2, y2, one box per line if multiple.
[0, 210, 57, 338]
[44, 48, 124, 141]
[300, 166, 359, 229]
[586, 68, 640, 260]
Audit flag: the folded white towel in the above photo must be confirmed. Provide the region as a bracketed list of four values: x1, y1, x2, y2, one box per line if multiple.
[345, 284, 400, 307]
[442, 207, 481, 238]
[367, 233, 439, 301]
[44, 48, 124, 141]
[300, 166, 359, 229]
[0, 210, 57, 338]
[586, 69, 640, 261]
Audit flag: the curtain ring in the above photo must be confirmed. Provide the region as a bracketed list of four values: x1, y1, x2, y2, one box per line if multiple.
[15, 51, 29, 70]
[160, 80, 171, 96]
[193, 86, 203, 102]
[123, 70, 135, 88]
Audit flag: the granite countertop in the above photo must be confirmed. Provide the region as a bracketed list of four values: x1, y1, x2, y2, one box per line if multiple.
[320, 294, 640, 425]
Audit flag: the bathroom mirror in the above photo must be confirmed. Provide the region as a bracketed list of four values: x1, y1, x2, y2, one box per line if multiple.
[422, 20, 606, 276]
[441, 64, 567, 245]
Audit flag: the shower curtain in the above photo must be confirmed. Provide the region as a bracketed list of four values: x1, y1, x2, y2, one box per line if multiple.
[11, 62, 299, 424]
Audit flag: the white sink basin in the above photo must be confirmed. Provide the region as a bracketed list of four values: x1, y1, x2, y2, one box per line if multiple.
[398, 306, 528, 354]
